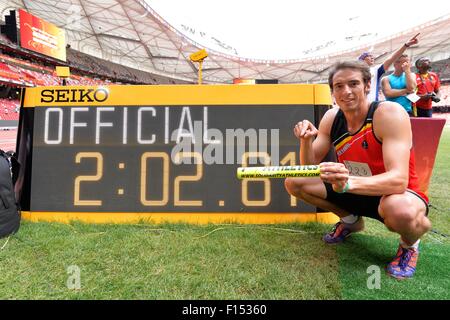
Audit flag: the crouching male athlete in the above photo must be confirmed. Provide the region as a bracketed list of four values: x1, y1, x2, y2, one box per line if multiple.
[284, 61, 431, 279]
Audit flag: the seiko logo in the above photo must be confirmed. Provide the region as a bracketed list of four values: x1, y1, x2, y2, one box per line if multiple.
[40, 88, 109, 103]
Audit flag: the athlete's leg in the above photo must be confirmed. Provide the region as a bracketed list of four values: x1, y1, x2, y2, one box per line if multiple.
[285, 177, 364, 244]
[379, 192, 430, 245]
[379, 191, 430, 279]
[284, 177, 351, 218]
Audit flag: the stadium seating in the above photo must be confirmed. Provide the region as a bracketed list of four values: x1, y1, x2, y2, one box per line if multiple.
[1, 31, 188, 87]
[434, 84, 450, 112]
[0, 98, 19, 120]
[430, 59, 450, 82]
[0, 62, 21, 83]
[65, 48, 179, 84]
[0, 53, 118, 87]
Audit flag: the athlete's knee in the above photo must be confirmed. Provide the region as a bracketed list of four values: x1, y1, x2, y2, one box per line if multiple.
[284, 178, 307, 199]
[418, 214, 432, 233]
[380, 195, 420, 230]
[284, 178, 298, 195]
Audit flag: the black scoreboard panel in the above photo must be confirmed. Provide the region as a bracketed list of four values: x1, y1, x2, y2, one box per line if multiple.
[29, 105, 316, 213]
[16, 84, 335, 222]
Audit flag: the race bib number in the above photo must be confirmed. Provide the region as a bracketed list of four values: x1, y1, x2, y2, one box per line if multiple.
[343, 161, 372, 177]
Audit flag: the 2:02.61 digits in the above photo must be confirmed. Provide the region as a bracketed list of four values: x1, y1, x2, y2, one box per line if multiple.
[73, 150, 299, 208]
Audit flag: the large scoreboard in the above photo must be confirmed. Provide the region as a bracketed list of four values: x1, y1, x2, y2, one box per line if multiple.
[16, 84, 338, 224]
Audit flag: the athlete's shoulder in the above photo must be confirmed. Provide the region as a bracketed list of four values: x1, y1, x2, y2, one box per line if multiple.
[323, 106, 340, 119]
[373, 101, 410, 127]
[375, 100, 406, 114]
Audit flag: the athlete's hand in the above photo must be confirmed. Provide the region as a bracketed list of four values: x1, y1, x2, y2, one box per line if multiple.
[294, 120, 318, 141]
[320, 162, 349, 193]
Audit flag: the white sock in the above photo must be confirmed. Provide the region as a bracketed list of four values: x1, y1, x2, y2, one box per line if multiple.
[341, 214, 359, 224]
[400, 238, 420, 250]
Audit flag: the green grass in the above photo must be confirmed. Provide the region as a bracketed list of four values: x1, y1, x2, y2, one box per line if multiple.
[0, 222, 340, 299]
[427, 126, 450, 236]
[0, 127, 449, 300]
[338, 235, 450, 299]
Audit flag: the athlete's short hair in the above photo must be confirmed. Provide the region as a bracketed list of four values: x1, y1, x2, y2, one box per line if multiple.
[328, 61, 371, 91]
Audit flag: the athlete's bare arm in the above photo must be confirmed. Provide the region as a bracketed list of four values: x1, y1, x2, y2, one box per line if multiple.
[294, 108, 337, 165]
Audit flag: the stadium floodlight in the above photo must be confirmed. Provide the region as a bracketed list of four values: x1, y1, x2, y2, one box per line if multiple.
[56, 66, 70, 78]
[189, 49, 208, 62]
[189, 49, 208, 84]
[56, 66, 71, 85]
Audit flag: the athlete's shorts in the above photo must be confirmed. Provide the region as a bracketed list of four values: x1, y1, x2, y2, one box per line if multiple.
[324, 183, 429, 222]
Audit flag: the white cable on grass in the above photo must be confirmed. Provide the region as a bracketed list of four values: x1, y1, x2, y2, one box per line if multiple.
[1, 235, 11, 250]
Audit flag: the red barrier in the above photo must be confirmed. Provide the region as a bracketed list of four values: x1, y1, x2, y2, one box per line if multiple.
[410, 118, 446, 196]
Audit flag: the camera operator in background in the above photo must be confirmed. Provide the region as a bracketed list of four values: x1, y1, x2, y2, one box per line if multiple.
[414, 57, 441, 117]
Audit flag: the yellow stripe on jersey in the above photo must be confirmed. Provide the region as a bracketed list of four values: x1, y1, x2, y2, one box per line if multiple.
[335, 123, 372, 150]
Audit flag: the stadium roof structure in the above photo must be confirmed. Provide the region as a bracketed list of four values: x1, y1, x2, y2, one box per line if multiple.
[1, 0, 450, 84]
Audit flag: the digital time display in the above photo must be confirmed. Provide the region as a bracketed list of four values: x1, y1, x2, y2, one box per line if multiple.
[16, 85, 333, 222]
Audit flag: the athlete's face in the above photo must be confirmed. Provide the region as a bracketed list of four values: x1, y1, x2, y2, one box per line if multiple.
[332, 69, 369, 112]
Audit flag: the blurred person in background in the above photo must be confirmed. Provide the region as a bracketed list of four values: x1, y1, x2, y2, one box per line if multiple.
[414, 57, 441, 117]
[359, 34, 419, 102]
[381, 54, 416, 116]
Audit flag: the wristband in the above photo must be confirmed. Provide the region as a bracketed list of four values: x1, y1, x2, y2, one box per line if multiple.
[337, 181, 350, 193]
[405, 43, 410, 47]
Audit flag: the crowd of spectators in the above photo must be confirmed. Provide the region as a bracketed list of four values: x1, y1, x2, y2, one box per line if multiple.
[0, 97, 19, 120]
[66, 48, 188, 85]
[0, 32, 190, 88]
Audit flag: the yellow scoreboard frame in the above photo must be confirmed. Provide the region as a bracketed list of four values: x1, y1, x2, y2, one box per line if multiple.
[17, 84, 339, 224]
